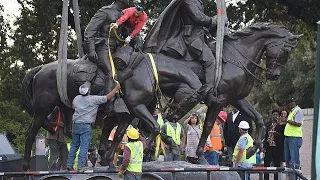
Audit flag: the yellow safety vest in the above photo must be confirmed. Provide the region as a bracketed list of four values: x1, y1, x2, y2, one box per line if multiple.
[232, 133, 256, 164]
[157, 114, 164, 127]
[166, 122, 182, 145]
[126, 141, 143, 173]
[284, 107, 303, 137]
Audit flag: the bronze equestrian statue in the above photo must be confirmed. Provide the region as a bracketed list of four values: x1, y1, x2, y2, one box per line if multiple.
[21, 21, 301, 170]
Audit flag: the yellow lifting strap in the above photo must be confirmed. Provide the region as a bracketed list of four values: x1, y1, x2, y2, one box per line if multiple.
[108, 27, 121, 82]
[155, 135, 166, 159]
[107, 27, 126, 85]
[147, 53, 160, 91]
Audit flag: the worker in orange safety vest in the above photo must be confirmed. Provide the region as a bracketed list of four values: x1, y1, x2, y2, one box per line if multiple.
[204, 111, 227, 165]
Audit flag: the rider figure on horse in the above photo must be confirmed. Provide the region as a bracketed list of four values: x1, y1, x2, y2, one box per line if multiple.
[84, 0, 129, 95]
[144, 0, 229, 104]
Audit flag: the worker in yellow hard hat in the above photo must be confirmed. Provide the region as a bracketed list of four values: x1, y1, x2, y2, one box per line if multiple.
[118, 127, 147, 179]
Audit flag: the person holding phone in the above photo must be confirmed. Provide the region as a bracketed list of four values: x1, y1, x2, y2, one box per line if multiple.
[263, 109, 282, 180]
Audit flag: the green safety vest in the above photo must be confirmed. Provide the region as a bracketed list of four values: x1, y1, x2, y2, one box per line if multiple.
[157, 114, 164, 127]
[284, 107, 303, 137]
[126, 141, 143, 173]
[232, 133, 256, 164]
[165, 122, 182, 145]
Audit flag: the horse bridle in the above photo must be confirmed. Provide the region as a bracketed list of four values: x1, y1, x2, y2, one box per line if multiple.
[265, 40, 286, 69]
[225, 38, 286, 75]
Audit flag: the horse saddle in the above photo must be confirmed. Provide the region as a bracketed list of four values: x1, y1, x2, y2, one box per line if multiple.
[71, 59, 98, 85]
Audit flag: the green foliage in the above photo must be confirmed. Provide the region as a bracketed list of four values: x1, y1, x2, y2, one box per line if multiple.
[0, 101, 33, 153]
[91, 127, 102, 148]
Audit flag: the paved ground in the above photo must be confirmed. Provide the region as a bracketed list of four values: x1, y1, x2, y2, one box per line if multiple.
[300, 108, 313, 179]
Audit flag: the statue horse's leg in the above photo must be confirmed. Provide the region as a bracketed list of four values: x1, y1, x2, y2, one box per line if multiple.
[23, 101, 57, 171]
[233, 98, 265, 156]
[131, 104, 160, 154]
[166, 84, 203, 120]
[98, 115, 117, 167]
[104, 114, 132, 169]
[196, 103, 224, 164]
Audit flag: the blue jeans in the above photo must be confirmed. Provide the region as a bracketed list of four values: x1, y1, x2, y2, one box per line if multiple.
[67, 123, 92, 169]
[204, 151, 219, 165]
[284, 137, 302, 169]
[124, 172, 142, 180]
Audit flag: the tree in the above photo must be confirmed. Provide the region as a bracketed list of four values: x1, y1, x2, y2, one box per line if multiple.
[0, 101, 34, 152]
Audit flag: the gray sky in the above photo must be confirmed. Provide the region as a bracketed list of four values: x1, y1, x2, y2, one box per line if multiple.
[1, 0, 20, 24]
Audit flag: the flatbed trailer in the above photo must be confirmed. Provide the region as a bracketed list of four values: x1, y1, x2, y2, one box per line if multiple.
[0, 165, 308, 180]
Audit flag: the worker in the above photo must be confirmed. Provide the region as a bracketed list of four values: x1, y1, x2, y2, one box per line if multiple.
[110, 4, 147, 47]
[118, 127, 147, 179]
[232, 121, 256, 180]
[204, 111, 227, 165]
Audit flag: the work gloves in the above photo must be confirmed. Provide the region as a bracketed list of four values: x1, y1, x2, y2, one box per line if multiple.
[110, 23, 118, 29]
[117, 170, 125, 176]
[125, 36, 132, 44]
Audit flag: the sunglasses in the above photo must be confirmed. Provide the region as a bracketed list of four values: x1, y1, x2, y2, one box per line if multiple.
[136, 5, 144, 11]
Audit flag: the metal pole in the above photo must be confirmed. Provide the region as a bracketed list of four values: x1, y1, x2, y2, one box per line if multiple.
[207, 171, 211, 180]
[258, 171, 263, 180]
[312, 20, 320, 180]
[278, 171, 282, 180]
[171, 171, 176, 180]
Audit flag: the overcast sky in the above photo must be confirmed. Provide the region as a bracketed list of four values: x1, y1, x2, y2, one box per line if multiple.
[1, 0, 20, 24]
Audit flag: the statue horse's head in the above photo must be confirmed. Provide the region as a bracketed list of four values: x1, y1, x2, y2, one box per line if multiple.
[227, 23, 302, 81]
[261, 24, 303, 80]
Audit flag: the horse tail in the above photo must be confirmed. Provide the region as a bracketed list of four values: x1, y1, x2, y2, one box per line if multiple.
[21, 65, 42, 116]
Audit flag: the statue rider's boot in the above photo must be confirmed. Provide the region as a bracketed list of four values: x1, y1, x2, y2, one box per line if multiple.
[103, 77, 129, 115]
[199, 61, 226, 105]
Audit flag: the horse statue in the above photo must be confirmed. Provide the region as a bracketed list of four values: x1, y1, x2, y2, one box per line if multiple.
[21, 23, 301, 170]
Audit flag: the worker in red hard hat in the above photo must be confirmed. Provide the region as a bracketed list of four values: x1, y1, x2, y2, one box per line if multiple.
[204, 111, 227, 165]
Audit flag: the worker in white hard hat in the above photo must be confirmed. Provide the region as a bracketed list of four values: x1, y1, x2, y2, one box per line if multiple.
[232, 121, 256, 180]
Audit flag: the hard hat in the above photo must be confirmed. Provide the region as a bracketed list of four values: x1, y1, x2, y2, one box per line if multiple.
[217, 111, 227, 122]
[127, 127, 140, 140]
[79, 81, 91, 95]
[238, 121, 250, 129]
